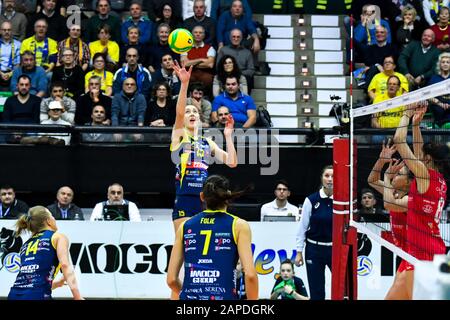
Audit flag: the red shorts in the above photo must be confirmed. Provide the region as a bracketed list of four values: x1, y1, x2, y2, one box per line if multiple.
[397, 260, 414, 273]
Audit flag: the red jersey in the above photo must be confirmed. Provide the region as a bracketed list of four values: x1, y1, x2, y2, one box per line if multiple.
[390, 210, 407, 251]
[406, 168, 447, 261]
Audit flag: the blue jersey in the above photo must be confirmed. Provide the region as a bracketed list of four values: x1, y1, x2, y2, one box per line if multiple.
[180, 210, 239, 300]
[305, 191, 333, 243]
[10, 230, 60, 298]
[171, 133, 213, 196]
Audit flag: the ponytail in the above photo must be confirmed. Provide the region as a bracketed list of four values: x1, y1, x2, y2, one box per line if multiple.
[202, 175, 251, 210]
[15, 206, 52, 236]
[15, 214, 30, 237]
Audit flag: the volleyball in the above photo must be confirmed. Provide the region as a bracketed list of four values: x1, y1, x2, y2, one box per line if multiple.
[168, 28, 194, 54]
[357, 256, 373, 277]
[3, 252, 21, 273]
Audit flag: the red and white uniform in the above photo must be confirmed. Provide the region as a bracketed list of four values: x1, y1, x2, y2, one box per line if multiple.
[390, 210, 407, 251]
[399, 168, 447, 272]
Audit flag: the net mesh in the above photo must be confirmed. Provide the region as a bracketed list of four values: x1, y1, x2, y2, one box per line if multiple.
[350, 79, 450, 298]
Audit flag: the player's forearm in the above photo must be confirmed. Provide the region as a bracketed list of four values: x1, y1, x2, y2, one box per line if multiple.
[224, 134, 237, 167]
[61, 264, 82, 299]
[244, 272, 258, 300]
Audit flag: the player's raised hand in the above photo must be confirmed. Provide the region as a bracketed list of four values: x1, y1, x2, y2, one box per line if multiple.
[224, 114, 234, 137]
[173, 60, 192, 84]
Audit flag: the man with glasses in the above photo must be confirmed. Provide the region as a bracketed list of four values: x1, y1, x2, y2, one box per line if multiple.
[0, 21, 21, 88]
[51, 48, 85, 99]
[39, 81, 76, 124]
[0, 185, 29, 219]
[371, 75, 405, 129]
[90, 183, 141, 221]
[112, 47, 152, 98]
[75, 75, 112, 125]
[0, 0, 27, 41]
[85, 0, 121, 43]
[57, 24, 90, 72]
[367, 55, 409, 102]
[260, 180, 300, 222]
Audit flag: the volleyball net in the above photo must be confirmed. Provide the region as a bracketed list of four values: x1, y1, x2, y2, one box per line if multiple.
[331, 78, 450, 300]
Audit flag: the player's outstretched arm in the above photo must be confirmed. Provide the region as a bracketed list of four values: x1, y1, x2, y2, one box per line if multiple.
[171, 61, 192, 145]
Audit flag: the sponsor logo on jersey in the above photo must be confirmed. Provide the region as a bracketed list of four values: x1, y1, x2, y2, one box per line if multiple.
[184, 287, 203, 294]
[215, 232, 231, 237]
[186, 162, 208, 170]
[423, 204, 433, 214]
[198, 258, 213, 264]
[20, 264, 40, 273]
[204, 286, 226, 294]
[190, 270, 220, 283]
[314, 202, 320, 209]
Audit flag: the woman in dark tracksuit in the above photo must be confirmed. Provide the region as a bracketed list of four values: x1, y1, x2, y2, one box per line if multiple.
[295, 165, 333, 300]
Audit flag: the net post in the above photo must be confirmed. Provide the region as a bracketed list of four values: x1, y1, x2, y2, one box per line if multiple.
[331, 138, 358, 300]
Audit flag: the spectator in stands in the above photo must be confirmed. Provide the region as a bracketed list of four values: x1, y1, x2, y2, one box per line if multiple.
[371, 75, 405, 129]
[147, 23, 179, 73]
[217, 0, 260, 56]
[21, 19, 58, 79]
[111, 77, 146, 128]
[211, 75, 256, 128]
[27, 0, 66, 41]
[36, 0, 67, 16]
[355, 4, 392, 46]
[186, 82, 211, 127]
[57, 24, 90, 72]
[0, 185, 29, 219]
[182, 0, 216, 45]
[270, 259, 309, 300]
[154, 3, 182, 36]
[76, 75, 112, 125]
[113, 47, 152, 99]
[90, 183, 141, 221]
[260, 180, 300, 222]
[151, 53, 181, 98]
[0, 0, 27, 41]
[88, 24, 120, 72]
[40, 81, 76, 124]
[398, 28, 441, 88]
[51, 48, 85, 100]
[84, 52, 113, 96]
[430, 6, 450, 51]
[0, 21, 21, 89]
[367, 55, 409, 102]
[145, 81, 175, 127]
[216, 29, 254, 92]
[358, 188, 382, 214]
[210, 0, 252, 21]
[47, 186, 84, 220]
[3, 74, 41, 124]
[121, 2, 153, 45]
[182, 0, 211, 20]
[10, 51, 47, 97]
[393, 5, 424, 51]
[213, 54, 247, 97]
[119, 26, 149, 66]
[388, 0, 424, 22]
[213, 105, 229, 127]
[422, 0, 449, 26]
[144, 0, 182, 23]
[81, 105, 112, 142]
[85, 0, 121, 43]
[180, 25, 215, 97]
[361, 25, 398, 90]
[40, 100, 71, 145]
[428, 52, 450, 127]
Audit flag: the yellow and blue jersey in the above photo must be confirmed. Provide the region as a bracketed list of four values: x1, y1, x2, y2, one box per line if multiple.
[9, 230, 60, 300]
[171, 132, 213, 196]
[180, 210, 239, 300]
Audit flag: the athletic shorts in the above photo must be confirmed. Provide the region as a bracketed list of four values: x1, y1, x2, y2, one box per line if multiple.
[397, 260, 415, 273]
[8, 288, 51, 300]
[172, 194, 203, 221]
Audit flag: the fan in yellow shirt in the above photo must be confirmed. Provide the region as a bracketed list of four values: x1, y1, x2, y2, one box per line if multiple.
[21, 19, 58, 71]
[371, 75, 405, 128]
[88, 24, 119, 69]
[85, 53, 113, 96]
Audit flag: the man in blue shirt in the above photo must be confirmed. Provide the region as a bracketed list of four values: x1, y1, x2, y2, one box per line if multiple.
[0, 21, 20, 88]
[211, 75, 256, 128]
[10, 50, 47, 97]
[121, 2, 153, 45]
[217, 0, 260, 55]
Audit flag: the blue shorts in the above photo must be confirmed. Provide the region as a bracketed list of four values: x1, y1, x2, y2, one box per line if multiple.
[172, 194, 203, 221]
[8, 288, 52, 300]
